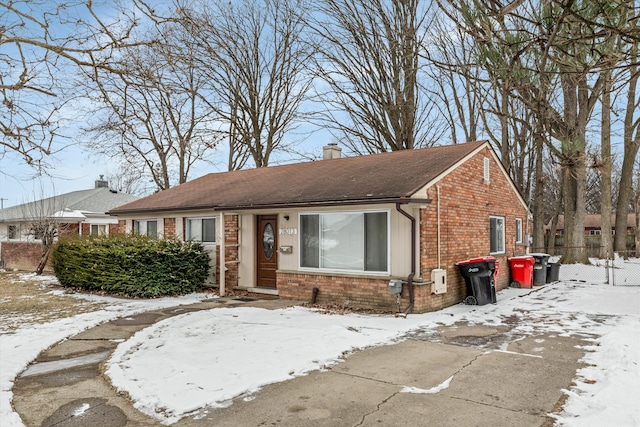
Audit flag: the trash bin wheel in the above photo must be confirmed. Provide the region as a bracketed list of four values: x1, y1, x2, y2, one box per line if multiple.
[464, 295, 477, 305]
[510, 281, 520, 288]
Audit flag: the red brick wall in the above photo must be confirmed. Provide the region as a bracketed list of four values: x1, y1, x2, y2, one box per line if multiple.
[81, 223, 90, 235]
[164, 218, 176, 239]
[215, 214, 239, 288]
[418, 146, 528, 312]
[277, 272, 405, 311]
[61, 223, 79, 236]
[0, 242, 51, 272]
[110, 221, 125, 234]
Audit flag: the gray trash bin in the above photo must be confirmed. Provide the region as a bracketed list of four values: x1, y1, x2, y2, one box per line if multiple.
[546, 262, 561, 283]
[530, 253, 550, 285]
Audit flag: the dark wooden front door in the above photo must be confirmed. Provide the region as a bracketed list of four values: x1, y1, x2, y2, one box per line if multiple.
[256, 215, 278, 288]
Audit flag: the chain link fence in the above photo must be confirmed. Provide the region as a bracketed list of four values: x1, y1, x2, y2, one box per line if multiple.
[609, 250, 640, 286]
[529, 245, 640, 286]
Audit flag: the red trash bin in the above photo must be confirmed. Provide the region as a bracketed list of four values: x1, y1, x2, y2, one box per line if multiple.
[508, 256, 535, 288]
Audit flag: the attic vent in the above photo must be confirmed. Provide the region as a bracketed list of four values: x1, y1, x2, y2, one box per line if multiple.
[483, 157, 490, 184]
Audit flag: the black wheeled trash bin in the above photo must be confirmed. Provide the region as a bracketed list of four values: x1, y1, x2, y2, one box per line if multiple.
[455, 256, 498, 305]
[530, 253, 550, 285]
[546, 262, 561, 283]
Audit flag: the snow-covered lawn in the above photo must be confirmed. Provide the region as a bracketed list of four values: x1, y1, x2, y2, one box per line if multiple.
[2, 261, 639, 426]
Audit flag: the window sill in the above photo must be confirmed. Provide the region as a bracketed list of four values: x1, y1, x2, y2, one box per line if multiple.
[279, 269, 391, 279]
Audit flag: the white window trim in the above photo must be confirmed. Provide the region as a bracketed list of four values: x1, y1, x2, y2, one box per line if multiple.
[90, 224, 108, 236]
[298, 209, 391, 276]
[133, 219, 159, 237]
[515, 218, 523, 244]
[185, 217, 217, 244]
[490, 215, 505, 255]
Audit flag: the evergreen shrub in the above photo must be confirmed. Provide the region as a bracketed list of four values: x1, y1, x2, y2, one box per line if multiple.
[52, 234, 211, 297]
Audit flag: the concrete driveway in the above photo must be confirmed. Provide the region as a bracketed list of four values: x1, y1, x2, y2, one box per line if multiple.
[12, 298, 585, 427]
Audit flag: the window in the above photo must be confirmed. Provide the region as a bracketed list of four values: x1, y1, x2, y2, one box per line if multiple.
[8, 225, 19, 240]
[300, 211, 388, 273]
[515, 218, 523, 244]
[589, 230, 601, 236]
[133, 220, 158, 237]
[186, 218, 216, 243]
[90, 224, 107, 236]
[490, 216, 505, 254]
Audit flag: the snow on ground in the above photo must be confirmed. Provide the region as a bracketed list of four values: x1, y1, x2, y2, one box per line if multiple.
[0, 274, 218, 427]
[2, 262, 640, 426]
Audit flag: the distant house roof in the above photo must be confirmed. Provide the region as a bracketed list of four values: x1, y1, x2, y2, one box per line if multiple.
[0, 187, 139, 222]
[548, 214, 637, 231]
[110, 141, 492, 215]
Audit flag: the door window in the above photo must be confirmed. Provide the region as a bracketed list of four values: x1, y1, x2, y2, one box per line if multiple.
[263, 223, 274, 259]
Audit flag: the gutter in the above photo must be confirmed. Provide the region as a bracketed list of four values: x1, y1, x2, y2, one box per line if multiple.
[108, 197, 433, 216]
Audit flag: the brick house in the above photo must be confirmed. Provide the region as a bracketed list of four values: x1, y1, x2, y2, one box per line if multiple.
[0, 177, 138, 271]
[547, 214, 637, 236]
[109, 141, 530, 313]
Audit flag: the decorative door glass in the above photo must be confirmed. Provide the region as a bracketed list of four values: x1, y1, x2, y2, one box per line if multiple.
[263, 223, 274, 259]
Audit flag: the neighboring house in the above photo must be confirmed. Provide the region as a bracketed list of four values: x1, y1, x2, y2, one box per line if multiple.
[0, 177, 138, 271]
[547, 214, 637, 236]
[109, 141, 529, 313]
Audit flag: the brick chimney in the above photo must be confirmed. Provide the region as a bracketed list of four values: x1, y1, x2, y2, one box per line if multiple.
[323, 143, 342, 160]
[95, 175, 108, 189]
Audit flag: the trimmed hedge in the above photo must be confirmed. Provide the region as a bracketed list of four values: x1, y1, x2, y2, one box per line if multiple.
[52, 234, 211, 297]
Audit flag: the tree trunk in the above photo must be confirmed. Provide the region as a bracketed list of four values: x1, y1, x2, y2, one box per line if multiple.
[561, 154, 589, 264]
[636, 167, 640, 257]
[599, 72, 612, 259]
[614, 52, 639, 256]
[546, 171, 564, 255]
[36, 245, 53, 275]
[532, 132, 545, 252]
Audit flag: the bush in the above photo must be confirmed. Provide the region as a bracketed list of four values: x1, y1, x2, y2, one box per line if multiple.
[51, 234, 211, 297]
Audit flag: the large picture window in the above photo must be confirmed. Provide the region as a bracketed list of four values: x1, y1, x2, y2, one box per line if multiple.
[186, 218, 216, 243]
[490, 216, 505, 254]
[133, 220, 158, 237]
[300, 211, 388, 273]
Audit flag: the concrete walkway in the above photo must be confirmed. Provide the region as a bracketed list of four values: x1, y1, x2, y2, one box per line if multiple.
[12, 297, 586, 427]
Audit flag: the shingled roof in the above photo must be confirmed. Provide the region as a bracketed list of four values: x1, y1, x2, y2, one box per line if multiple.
[0, 187, 138, 222]
[109, 141, 488, 214]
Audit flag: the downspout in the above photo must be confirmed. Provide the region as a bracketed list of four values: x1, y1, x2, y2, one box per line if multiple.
[219, 212, 226, 297]
[437, 185, 441, 269]
[396, 203, 415, 314]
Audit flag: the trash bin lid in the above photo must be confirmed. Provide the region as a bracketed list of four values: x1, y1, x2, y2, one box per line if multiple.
[529, 253, 551, 258]
[508, 255, 535, 265]
[457, 256, 496, 265]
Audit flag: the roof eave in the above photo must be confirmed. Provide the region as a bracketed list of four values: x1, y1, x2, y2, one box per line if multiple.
[108, 197, 432, 215]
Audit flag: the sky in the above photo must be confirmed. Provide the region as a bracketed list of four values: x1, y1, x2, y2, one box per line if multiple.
[1, 258, 639, 426]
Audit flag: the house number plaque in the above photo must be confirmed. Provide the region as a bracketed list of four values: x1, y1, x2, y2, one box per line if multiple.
[279, 228, 297, 235]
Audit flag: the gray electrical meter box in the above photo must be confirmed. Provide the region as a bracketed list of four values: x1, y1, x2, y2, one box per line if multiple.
[389, 279, 403, 294]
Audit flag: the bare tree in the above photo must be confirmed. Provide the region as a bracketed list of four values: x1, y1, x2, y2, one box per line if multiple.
[175, 0, 315, 170]
[0, 0, 157, 168]
[424, 14, 482, 145]
[83, 26, 218, 192]
[614, 32, 640, 255]
[311, 0, 444, 154]
[439, 0, 633, 263]
[19, 192, 69, 274]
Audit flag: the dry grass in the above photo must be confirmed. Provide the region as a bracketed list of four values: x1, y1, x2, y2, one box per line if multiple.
[0, 272, 107, 334]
